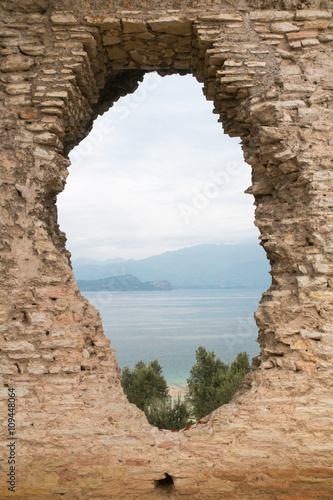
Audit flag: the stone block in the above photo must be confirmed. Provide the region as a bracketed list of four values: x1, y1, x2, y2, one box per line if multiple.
[122, 20, 148, 33]
[260, 33, 284, 39]
[254, 25, 270, 33]
[1, 54, 35, 72]
[287, 30, 318, 41]
[209, 53, 228, 64]
[148, 18, 192, 35]
[304, 20, 329, 29]
[318, 34, 333, 42]
[102, 34, 121, 46]
[84, 16, 121, 30]
[5, 83, 32, 95]
[19, 44, 45, 56]
[245, 61, 266, 67]
[2, 341, 35, 352]
[51, 13, 78, 25]
[295, 10, 333, 21]
[250, 11, 294, 22]
[19, 108, 39, 120]
[199, 13, 243, 22]
[0, 28, 19, 37]
[129, 50, 147, 65]
[224, 60, 243, 67]
[34, 132, 58, 145]
[301, 38, 320, 47]
[173, 60, 190, 70]
[270, 22, 300, 33]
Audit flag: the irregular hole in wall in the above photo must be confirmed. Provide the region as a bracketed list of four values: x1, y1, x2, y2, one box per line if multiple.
[57, 72, 269, 422]
[154, 473, 174, 492]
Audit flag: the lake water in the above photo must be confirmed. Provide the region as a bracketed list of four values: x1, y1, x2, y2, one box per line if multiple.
[83, 289, 263, 385]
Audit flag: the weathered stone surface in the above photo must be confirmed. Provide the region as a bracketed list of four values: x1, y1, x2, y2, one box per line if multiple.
[51, 13, 78, 25]
[1, 1, 333, 499]
[287, 29, 319, 40]
[122, 19, 149, 33]
[1, 54, 35, 72]
[295, 9, 333, 20]
[19, 44, 45, 56]
[148, 18, 192, 35]
[250, 10, 294, 21]
[270, 22, 300, 33]
[199, 13, 243, 21]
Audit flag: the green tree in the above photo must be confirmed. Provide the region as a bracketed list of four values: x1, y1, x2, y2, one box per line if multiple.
[187, 347, 250, 420]
[145, 396, 191, 431]
[121, 359, 168, 411]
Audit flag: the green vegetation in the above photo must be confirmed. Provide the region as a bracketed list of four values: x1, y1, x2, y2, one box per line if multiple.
[145, 396, 191, 431]
[121, 348, 251, 430]
[121, 359, 169, 411]
[186, 347, 251, 420]
[121, 359, 190, 431]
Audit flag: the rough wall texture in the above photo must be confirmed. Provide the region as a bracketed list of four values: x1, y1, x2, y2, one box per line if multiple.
[1, 0, 333, 498]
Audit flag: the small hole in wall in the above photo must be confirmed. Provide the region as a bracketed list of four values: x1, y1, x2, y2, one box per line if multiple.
[45, 331, 50, 336]
[22, 311, 29, 324]
[50, 298, 57, 301]
[155, 473, 174, 492]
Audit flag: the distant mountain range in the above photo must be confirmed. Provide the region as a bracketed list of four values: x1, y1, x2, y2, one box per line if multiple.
[72, 243, 271, 289]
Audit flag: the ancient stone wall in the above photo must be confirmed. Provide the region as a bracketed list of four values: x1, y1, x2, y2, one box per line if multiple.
[1, 0, 333, 498]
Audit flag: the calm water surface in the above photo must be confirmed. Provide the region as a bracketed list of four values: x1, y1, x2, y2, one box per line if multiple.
[84, 289, 263, 385]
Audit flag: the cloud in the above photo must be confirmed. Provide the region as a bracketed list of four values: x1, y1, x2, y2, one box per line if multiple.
[57, 73, 258, 261]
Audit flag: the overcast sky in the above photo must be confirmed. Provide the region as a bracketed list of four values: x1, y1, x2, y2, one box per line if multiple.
[57, 73, 259, 261]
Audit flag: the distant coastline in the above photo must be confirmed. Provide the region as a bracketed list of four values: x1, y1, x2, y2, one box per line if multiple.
[77, 274, 265, 292]
[73, 242, 271, 290]
[77, 274, 172, 292]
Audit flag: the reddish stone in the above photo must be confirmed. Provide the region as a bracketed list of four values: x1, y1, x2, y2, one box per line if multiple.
[302, 468, 333, 478]
[19, 109, 39, 120]
[304, 21, 329, 29]
[287, 30, 318, 40]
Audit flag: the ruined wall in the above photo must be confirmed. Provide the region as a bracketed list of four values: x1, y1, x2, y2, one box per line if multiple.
[1, 0, 333, 498]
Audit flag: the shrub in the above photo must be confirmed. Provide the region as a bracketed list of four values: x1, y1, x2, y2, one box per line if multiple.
[187, 347, 250, 420]
[121, 359, 168, 411]
[145, 396, 191, 431]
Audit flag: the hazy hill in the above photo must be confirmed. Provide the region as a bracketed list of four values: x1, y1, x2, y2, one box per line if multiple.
[77, 274, 172, 292]
[72, 243, 271, 289]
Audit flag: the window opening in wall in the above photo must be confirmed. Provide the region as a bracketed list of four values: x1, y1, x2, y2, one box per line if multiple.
[57, 73, 270, 428]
